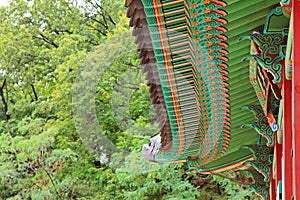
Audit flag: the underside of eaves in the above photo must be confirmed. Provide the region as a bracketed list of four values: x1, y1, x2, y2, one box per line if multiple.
[126, 0, 279, 172]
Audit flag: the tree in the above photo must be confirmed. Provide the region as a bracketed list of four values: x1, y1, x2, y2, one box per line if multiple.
[0, 0, 259, 199]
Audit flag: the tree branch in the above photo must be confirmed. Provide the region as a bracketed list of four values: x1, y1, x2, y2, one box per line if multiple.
[33, 34, 59, 48]
[108, 15, 116, 26]
[85, 23, 107, 36]
[0, 78, 10, 120]
[52, 29, 73, 35]
[89, 1, 111, 29]
[37, 160, 63, 200]
[31, 84, 38, 101]
[86, 16, 108, 30]
[93, 1, 115, 26]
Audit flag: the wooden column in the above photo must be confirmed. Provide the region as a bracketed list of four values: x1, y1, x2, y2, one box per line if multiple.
[283, 73, 293, 199]
[275, 139, 282, 199]
[292, 1, 300, 198]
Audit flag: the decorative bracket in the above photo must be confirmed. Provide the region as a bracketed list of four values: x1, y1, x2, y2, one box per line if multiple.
[241, 169, 270, 200]
[248, 41, 282, 116]
[241, 144, 273, 183]
[280, 0, 292, 15]
[240, 7, 288, 85]
[241, 32, 287, 85]
[241, 105, 276, 147]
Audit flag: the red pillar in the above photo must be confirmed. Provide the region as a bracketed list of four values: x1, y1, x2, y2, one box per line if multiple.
[283, 73, 293, 199]
[292, 1, 300, 198]
[275, 139, 282, 199]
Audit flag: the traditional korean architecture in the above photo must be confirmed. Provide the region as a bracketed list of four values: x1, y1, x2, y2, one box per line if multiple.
[125, 0, 300, 199]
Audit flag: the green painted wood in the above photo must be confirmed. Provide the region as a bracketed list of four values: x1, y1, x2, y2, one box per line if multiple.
[126, 0, 282, 171]
[194, 0, 280, 169]
[199, 150, 252, 170]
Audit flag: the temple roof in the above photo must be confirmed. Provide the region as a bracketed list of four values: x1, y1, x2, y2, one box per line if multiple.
[126, 0, 173, 151]
[126, 0, 281, 171]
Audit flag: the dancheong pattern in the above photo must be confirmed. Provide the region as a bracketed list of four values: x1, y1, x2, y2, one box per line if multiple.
[139, 0, 230, 164]
[125, 1, 290, 199]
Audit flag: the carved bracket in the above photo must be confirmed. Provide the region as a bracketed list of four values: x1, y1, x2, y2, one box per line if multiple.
[240, 7, 288, 85]
[280, 0, 292, 15]
[248, 41, 282, 117]
[241, 169, 270, 200]
[241, 32, 287, 85]
[241, 144, 273, 183]
[241, 105, 276, 147]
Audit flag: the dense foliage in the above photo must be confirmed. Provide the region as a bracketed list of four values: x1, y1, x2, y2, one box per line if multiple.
[0, 0, 259, 199]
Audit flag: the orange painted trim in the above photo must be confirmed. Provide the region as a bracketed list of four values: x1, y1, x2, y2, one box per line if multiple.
[198, 157, 254, 174]
[152, 0, 183, 159]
